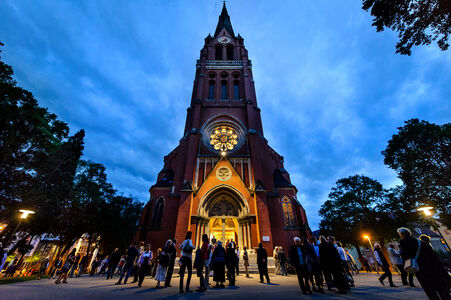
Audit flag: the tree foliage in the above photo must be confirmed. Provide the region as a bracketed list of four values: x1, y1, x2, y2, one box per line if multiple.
[362, 0, 451, 55]
[0, 42, 143, 253]
[319, 175, 416, 249]
[382, 119, 450, 227]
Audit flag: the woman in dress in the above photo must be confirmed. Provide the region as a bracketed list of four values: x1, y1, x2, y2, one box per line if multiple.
[211, 241, 226, 288]
[155, 240, 172, 288]
[137, 244, 152, 287]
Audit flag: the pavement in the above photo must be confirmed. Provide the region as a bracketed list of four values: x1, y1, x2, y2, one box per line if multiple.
[0, 272, 427, 300]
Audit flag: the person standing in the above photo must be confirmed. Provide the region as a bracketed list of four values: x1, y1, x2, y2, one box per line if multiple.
[116, 241, 139, 285]
[178, 231, 195, 293]
[243, 247, 250, 277]
[137, 244, 152, 287]
[164, 238, 177, 288]
[195, 234, 209, 292]
[388, 243, 413, 287]
[318, 236, 348, 293]
[211, 240, 226, 288]
[90, 256, 100, 276]
[277, 246, 288, 276]
[289, 237, 311, 294]
[106, 248, 121, 280]
[398, 227, 451, 299]
[205, 243, 214, 286]
[76, 255, 88, 277]
[257, 243, 270, 284]
[55, 248, 76, 284]
[226, 242, 237, 286]
[274, 246, 281, 275]
[155, 240, 171, 288]
[374, 244, 396, 287]
[236, 246, 240, 276]
[131, 241, 145, 283]
[305, 237, 323, 292]
[69, 254, 80, 278]
[37, 257, 50, 279]
[336, 242, 354, 287]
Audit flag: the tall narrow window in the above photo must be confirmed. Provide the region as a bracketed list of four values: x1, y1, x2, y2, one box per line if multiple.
[208, 82, 215, 99]
[233, 81, 240, 99]
[221, 81, 228, 100]
[150, 197, 165, 228]
[215, 44, 223, 60]
[226, 45, 234, 60]
[281, 197, 295, 227]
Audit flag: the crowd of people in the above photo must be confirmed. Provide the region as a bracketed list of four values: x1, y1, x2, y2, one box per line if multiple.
[1, 227, 450, 299]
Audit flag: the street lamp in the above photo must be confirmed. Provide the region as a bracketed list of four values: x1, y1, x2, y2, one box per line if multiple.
[417, 206, 450, 251]
[363, 235, 374, 251]
[5, 209, 35, 247]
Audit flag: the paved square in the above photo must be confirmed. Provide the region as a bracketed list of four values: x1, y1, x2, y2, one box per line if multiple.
[0, 273, 427, 299]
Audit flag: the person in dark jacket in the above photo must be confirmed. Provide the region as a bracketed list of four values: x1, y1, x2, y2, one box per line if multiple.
[106, 248, 121, 279]
[374, 244, 396, 287]
[115, 241, 139, 285]
[256, 243, 270, 284]
[318, 236, 348, 294]
[211, 241, 226, 288]
[164, 238, 177, 287]
[398, 227, 451, 300]
[289, 237, 311, 294]
[226, 243, 237, 286]
[277, 246, 288, 276]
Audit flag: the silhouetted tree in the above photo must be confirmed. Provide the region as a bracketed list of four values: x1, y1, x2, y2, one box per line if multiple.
[362, 0, 451, 55]
[382, 119, 450, 227]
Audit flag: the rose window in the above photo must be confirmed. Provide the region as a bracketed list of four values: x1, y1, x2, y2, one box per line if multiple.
[209, 126, 238, 152]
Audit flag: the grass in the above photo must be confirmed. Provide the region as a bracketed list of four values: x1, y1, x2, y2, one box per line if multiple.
[0, 275, 49, 284]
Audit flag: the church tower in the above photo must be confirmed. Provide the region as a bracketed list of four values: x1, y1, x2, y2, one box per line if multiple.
[137, 4, 311, 253]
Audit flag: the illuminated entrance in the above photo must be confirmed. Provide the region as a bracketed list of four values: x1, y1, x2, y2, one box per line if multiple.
[209, 218, 238, 242]
[192, 185, 254, 249]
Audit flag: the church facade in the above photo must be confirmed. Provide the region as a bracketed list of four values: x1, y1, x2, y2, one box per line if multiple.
[136, 5, 311, 253]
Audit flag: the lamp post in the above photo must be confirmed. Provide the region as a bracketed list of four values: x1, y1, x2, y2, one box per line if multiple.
[417, 206, 450, 252]
[363, 234, 379, 274]
[5, 209, 35, 247]
[363, 235, 374, 252]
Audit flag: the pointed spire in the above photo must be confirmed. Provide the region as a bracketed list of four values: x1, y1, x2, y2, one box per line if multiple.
[214, 2, 235, 38]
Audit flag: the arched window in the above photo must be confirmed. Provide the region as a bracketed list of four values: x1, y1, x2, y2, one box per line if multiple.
[208, 81, 215, 99]
[150, 197, 165, 228]
[281, 197, 296, 227]
[215, 44, 223, 60]
[226, 45, 234, 60]
[221, 81, 228, 100]
[233, 81, 240, 99]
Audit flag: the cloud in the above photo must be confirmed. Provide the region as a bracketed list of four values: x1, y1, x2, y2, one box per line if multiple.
[1, 0, 450, 230]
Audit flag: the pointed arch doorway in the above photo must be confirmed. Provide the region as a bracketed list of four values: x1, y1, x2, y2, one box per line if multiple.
[209, 218, 238, 243]
[194, 185, 254, 249]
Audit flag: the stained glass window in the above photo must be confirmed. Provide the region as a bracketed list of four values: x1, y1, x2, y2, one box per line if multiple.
[281, 197, 295, 227]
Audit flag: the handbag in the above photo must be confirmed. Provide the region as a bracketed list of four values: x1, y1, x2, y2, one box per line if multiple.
[159, 252, 170, 267]
[404, 239, 421, 274]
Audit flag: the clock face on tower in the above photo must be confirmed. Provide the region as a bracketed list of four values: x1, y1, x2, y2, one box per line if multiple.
[217, 36, 231, 44]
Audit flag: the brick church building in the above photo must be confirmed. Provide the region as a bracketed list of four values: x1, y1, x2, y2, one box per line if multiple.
[136, 4, 311, 253]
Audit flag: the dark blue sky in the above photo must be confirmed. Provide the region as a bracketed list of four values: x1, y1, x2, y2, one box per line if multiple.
[1, 1, 450, 229]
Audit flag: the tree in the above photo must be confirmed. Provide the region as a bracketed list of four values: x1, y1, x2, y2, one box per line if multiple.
[362, 0, 451, 55]
[318, 175, 412, 260]
[382, 119, 450, 227]
[0, 42, 85, 247]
